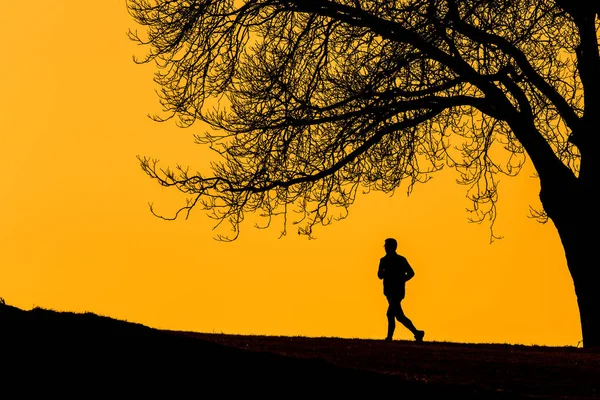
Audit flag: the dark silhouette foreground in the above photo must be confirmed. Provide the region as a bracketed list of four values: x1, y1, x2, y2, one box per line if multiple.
[1, 302, 598, 399]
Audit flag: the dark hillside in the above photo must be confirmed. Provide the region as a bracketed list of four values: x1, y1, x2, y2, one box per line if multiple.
[185, 331, 600, 399]
[1, 303, 597, 399]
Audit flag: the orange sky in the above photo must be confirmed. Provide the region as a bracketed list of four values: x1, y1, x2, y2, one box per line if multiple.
[0, 1, 581, 347]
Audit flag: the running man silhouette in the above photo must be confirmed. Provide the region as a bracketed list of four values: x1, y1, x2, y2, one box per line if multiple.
[378, 238, 425, 342]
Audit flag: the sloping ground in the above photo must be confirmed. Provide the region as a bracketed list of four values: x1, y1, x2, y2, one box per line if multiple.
[184, 331, 600, 399]
[1, 303, 597, 399]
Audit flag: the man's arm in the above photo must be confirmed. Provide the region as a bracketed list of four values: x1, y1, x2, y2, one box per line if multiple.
[404, 259, 415, 282]
[377, 259, 385, 280]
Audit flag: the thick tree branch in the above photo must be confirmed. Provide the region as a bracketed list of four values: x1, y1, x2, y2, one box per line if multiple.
[446, 1, 581, 133]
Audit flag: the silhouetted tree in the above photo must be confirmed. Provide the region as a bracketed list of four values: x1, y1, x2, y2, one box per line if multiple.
[127, 0, 600, 348]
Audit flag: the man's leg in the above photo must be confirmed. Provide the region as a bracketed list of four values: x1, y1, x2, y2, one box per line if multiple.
[385, 298, 396, 341]
[396, 302, 425, 342]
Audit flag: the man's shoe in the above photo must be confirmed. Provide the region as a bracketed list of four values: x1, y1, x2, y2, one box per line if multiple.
[385, 336, 393, 342]
[414, 330, 425, 342]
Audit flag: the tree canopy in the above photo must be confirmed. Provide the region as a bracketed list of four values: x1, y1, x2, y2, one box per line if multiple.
[127, 0, 592, 242]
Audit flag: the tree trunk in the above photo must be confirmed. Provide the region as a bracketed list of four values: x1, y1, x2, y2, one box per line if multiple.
[540, 176, 600, 348]
[556, 222, 600, 349]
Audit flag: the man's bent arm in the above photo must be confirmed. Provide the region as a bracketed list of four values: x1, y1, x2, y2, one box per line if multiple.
[405, 263, 415, 281]
[377, 260, 385, 280]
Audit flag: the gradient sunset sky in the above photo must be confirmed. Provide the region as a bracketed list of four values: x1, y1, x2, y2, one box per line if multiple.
[0, 1, 581, 346]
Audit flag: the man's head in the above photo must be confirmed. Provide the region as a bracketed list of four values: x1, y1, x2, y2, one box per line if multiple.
[384, 238, 397, 254]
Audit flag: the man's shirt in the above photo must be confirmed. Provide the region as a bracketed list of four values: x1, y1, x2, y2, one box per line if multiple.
[378, 252, 415, 299]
